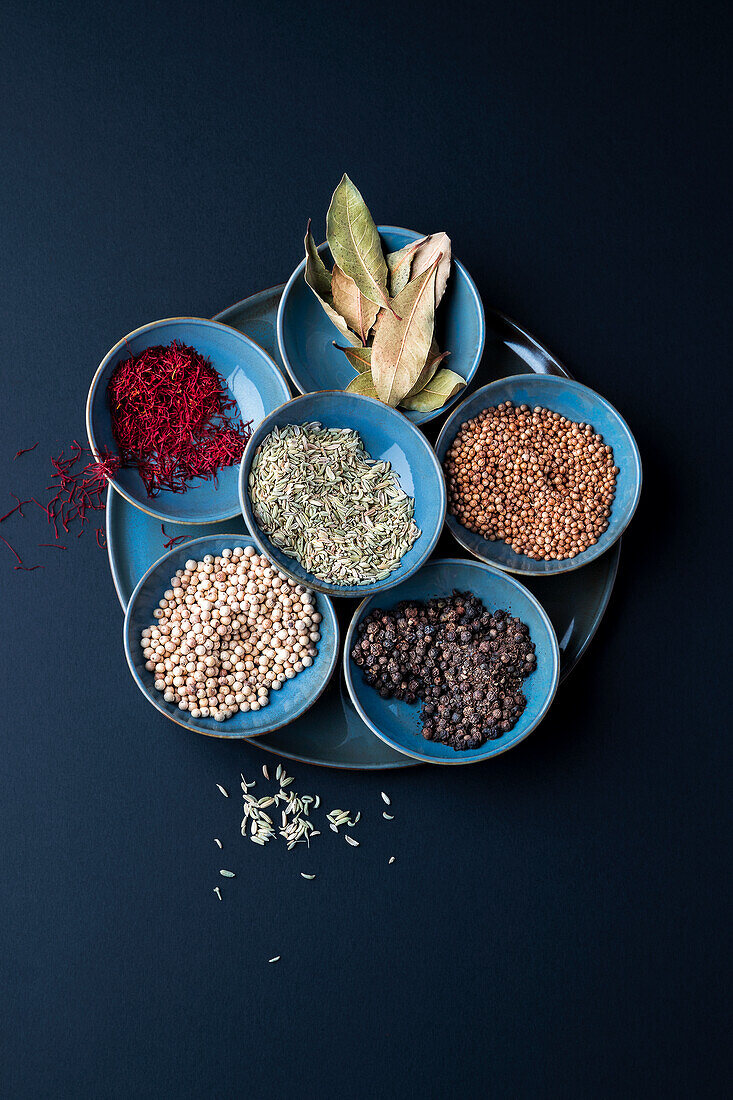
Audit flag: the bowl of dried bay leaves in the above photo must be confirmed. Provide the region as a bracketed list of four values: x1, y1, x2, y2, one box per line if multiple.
[277, 174, 485, 425]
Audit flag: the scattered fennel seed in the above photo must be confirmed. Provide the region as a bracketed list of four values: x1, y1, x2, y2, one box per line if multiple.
[276, 764, 282, 781]
[345, 836, 359, 847]
[214, 838, 222, 848]
[268, 956, 280, 963]
[213, 887, 222, 900]
[216, 784, 229, 798]
[262, 765, 269, 780]
[219, 869, 235, 878]
[381, 792, 390, 805]
[388, 857, 395, 864]
[383, 813, 394, 820]
[313, 795, 320, 809]
[300, 873, 316, 880]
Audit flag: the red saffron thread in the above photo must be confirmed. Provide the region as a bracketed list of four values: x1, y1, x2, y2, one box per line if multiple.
[161, 523, 188, 550]
[14, 564, 44, 571]
[6, 446, 118, 570]
[1, 535, 23, 563]
[107, 341, 252, 497]
[13, 442, 39, 459]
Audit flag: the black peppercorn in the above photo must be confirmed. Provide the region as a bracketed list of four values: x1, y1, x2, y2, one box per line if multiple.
[349, 590, 537, 752]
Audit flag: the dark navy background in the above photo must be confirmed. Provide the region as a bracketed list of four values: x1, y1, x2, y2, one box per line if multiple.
[1, 2, 729, 1096]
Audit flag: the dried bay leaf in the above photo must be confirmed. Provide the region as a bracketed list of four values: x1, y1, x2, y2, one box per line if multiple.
[371, 260, 439, 407]
[303, 219, 331, 299]
[304, 223, 361, 347]
[404, 340, 451, 399]
[386, 238, 424, 297]
[331, 265, 380, 344]
[326, 174, 392, 313]
[345, 372, 379, 399]
[409, 232, 452, 305]
[333, 343, 372, 374]
[400, 368, 465, 412]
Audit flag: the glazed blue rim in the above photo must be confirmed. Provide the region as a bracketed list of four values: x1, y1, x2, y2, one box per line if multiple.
[238, 390, 447, 597]
[435, 374, 643, 576]
[86, 316, 291, 526]
[122, 533, 340, 740]
[343, 557, 561, 765]
[275, 225, 486, 425]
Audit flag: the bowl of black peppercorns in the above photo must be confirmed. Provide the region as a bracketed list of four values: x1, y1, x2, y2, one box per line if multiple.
[344, 558, 560, 764]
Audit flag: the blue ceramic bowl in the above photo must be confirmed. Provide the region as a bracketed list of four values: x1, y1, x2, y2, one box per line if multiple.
[435, 375, 642, 575]
[344, 558, 560, 765]
[239, 390, 446, 597]
[87, 317, 291, 525]
[123, 534, 339, 738]
[277, 226, 485, 426]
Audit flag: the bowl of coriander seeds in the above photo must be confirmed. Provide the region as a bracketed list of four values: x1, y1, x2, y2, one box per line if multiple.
[239, 390, 446, 597]
[435, 374, 642, 575]
[123, 534, 339, 737]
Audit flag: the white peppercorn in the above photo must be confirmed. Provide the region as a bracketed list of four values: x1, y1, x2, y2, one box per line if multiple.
[141, 547, 320, 722]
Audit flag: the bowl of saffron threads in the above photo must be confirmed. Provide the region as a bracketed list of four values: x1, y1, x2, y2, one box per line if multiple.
[86, 318, 291, 525]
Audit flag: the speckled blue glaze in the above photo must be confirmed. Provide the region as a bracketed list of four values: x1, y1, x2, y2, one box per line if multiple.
[87, 317, 290, 525]
[344, 558, 560, 765]
[435, 374, 642, 575]
[276, 226, 485, 426]
[123, 533, 339, 739]
[239, 390, 447, 598]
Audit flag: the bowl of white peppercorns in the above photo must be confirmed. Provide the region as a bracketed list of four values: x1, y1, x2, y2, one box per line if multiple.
[123, 534, 339, 737]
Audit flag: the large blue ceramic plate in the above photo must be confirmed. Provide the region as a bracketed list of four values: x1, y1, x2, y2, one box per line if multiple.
[123, 534, 339, 739]
[277, 227, 485, 426]
[87, 317, 290, 525]
[344, 559, 560, 765]
[435, 375, 642, 575]
[105, 285, 621, 770]
[239, 390, 446, 598]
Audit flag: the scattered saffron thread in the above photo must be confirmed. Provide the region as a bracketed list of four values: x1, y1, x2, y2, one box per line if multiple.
[161, 523, 188, 550]
[14, 564, 44, 571]
[0, 535, 23, 563]
[0, 502, 25, 523]
[4, 443, 117, 570]
[13, 442, 39, 459]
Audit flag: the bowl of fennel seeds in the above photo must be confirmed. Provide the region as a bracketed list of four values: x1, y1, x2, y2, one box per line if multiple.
[238, 390, 446, 597]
